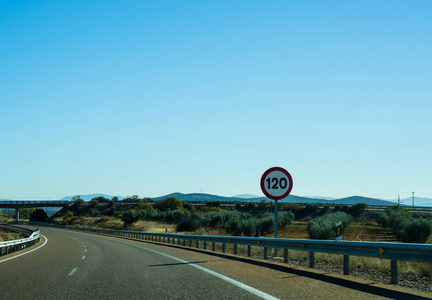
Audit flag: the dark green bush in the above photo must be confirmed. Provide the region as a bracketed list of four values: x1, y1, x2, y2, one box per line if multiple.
[122, 210, 140, 225]
[396, 218, 432, 243]
[225, 217, 242, 236]
[256, 216, 274, 235]
[176, 212, 200, 232]
[347, 203, 367, 217]
[241, 219, 256, 236]
[278, 211, 294, 227]
[30, 208, 48, 222]
[308, 212, 353, 240]
[90, 209, 102, 218]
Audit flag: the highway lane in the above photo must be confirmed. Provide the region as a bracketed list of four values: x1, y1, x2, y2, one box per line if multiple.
[1, 226, 431, 299]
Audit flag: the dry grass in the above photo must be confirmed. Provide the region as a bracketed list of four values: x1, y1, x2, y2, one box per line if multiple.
[0, 230, 20, 242]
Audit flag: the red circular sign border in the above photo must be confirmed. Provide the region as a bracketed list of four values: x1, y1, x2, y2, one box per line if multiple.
[260, 167, 293, 201]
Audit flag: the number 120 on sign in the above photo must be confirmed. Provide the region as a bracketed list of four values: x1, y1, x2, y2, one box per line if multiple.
[260, 167, 293, 201]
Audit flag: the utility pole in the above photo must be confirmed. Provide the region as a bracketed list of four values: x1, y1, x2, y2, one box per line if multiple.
[398, 195, 400, 206]
[412, 191, 415, 208]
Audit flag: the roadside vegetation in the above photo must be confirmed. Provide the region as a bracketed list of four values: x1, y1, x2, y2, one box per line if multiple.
[4, 196, 432, 286]
[46, 195, 432, 245]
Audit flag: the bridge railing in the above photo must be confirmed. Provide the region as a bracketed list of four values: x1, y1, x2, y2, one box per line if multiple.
[0, 201, 70, 205]
[47, 224, 432, 284]
[0, 225, 40, 257]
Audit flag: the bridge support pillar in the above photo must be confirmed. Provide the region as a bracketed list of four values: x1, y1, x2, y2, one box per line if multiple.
[15, 209, 19, 222]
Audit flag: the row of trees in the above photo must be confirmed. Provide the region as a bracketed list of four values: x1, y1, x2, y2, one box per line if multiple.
[375, 206, 432, 243]
[67, 196, 431, 243]
[120, 208, 295, 237]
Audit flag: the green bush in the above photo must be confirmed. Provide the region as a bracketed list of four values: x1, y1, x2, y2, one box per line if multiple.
[122, 210, 140, 225]
[241, 219, 256, 236]
[278, 211, 294, 227]
[397, 218, 432, 243]
[176, 212, 200, 232]
[225, 216, 242, 236]
[91, 209, 102, 218]
[30, 208, 48, 222]
[347, 203, 367, 217]
[256, 216, 274, 235]
[154, 197, 183, 211]
[165, 209, 186, 224]
[308, 212, 353, 240]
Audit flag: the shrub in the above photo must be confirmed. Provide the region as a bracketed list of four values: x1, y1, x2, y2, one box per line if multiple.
[308, 212, 353, 240]
[30, 208, 48, 222]
[256, 216, 274, 235]
[137, 202, 154, 210]
[122, 210, 140, 225]
[154, 197, 183, 211]
[347, 203, 367, 217]
[176, 212, 200, 232]
[225, 216, 242, 236]
[91, 209, 102, 218]
[165, 209, 186, 224]
[397, 218, 432, 243]
[241, 219, 256, 236]
[278, 211, 294, 227]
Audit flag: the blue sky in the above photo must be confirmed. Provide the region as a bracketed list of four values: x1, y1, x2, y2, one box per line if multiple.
[1, 1, 431, 200]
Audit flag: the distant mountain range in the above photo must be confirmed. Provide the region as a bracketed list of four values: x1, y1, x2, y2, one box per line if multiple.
[152, 193, 404, 207]
[2, 193, 431, 207]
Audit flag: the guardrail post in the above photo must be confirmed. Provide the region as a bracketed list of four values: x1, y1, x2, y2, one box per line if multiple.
[247, 245, 251, 257]
[284, 249, 288, 263]
[234, 244, 238, 255]
[189, 240, 192, 247]
[177, 238, 180, 245]
[183, 239, 186, 246]
[196, 241, 199, 248]
[212, 242, 216, 251]
[309, 252, 315, 268]
[204, 241, 207, 250]
[391, 259, 398, 284]
[222, 243, 226, 253]
[264, 247, 268, 260]
[343, 255, 350, 275]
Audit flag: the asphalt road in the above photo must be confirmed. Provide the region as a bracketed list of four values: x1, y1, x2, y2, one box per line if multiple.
[1, 226, 431, 300]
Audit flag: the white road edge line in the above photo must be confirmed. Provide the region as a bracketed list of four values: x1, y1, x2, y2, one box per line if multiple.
[95, 235, 279, 300]
[0, 234, 48, 264]
[82, 255, 86, 260]
[68, 267, 78, 276]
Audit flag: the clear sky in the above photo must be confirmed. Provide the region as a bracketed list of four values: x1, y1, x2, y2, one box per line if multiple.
[1, 1, 431, 201]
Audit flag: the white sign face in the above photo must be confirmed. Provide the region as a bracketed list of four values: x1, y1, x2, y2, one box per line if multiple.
[260, 167, 293, 201]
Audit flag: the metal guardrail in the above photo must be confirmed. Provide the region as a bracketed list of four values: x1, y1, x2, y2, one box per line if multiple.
[48, 224, 432, 284]
[0, 225, 40, 257]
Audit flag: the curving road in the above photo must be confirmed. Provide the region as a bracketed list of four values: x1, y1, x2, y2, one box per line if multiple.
[0, 226, 430, 300]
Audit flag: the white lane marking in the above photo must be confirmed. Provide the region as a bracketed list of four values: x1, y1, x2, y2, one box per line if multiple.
[68, 267, 78, 276]
[82, 255, 86, 260]
[96, 236, 279, 300]
[0, 235, 48, 264]
[85, 249, 88, 252]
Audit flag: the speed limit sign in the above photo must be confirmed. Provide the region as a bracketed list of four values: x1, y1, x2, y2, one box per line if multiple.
[260, 167, 293, 201]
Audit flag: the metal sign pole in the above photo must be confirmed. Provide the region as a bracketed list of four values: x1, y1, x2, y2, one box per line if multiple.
[274, 200, 278, 257]
[260, 166, 293, 259]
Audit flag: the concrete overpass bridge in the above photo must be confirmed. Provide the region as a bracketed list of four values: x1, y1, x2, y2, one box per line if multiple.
[0, 201, 71, 221]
